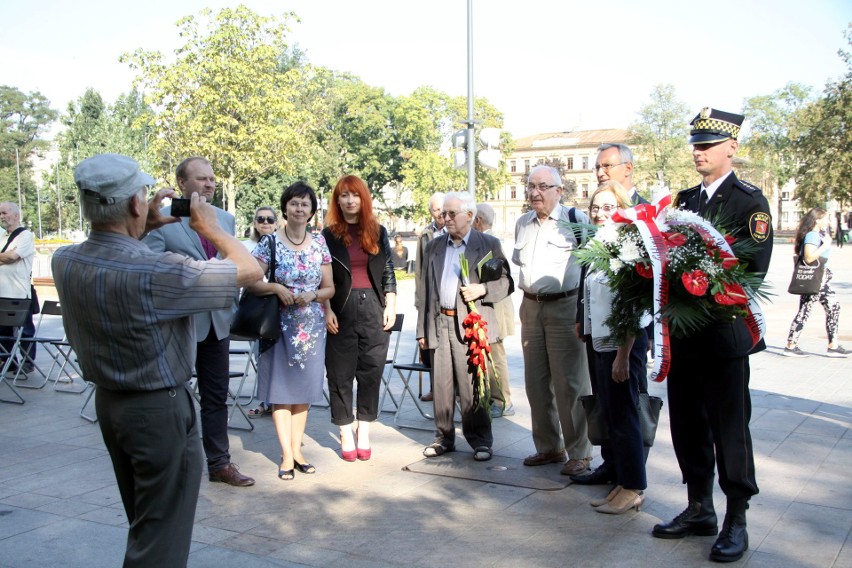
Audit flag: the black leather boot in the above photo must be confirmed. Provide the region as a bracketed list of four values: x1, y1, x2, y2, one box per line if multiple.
[710, 499, 749, 563]
[653, 480, 718, 539]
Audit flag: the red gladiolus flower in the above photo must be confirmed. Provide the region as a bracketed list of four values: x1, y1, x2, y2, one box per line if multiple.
[714, 282, 748, 305]
[635, 262, 654, 279]
[681, 269, 709, 296]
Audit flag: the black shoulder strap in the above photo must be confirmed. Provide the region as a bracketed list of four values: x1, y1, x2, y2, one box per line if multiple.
[2, 227, 26, 253]
[567, 207, 583, 244]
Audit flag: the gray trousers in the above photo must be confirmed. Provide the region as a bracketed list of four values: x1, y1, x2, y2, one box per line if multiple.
[431, 313, 493, 449]
[96, 384, 202, 568]
[488, 339, 512, 407]
[520, 294, 592, 459]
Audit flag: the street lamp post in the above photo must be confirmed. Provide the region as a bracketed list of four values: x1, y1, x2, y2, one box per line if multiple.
[465, 0, 475, 196]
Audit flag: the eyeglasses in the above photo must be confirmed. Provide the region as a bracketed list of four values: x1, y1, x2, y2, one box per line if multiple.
[441, 210, 463, 219]
[590, 204, 618, 214]
[526, 183, 559, 192]
[255, 216, 276, 224]
[593, 162, 624, 172]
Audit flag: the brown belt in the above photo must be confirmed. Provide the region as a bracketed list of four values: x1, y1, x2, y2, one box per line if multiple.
[440, 308, 457, 316]
[523, 290, 577, 302]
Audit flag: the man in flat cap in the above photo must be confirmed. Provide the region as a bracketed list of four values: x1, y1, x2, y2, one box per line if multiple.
[53, 154, 262, 567]
[652, 108, 773, 563]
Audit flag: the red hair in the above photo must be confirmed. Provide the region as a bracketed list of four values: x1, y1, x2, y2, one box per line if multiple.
[325, 175, 380, 255]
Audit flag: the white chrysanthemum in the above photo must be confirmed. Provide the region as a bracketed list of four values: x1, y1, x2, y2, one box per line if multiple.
[596, 223, 619, 244]
[609, 258, 625, 272]
[619, 239, 643, 263]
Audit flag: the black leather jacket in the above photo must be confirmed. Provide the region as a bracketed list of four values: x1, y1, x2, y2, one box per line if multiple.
[322, 224, 397, 315]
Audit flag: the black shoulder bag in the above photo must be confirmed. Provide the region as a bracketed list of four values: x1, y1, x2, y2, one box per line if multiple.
[230, 234, 282, 340]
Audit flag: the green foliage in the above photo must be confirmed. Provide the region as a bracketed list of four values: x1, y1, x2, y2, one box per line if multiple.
[0, 85, 58, 228]
[628, 84, 695, 193]
[792, 24, 852, 208]
[122, 6, 307, 213]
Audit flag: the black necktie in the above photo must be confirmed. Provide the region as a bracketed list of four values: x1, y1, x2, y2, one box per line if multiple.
[698, 190, 708, 213]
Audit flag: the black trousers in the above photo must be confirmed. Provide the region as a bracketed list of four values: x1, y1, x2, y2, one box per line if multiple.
[667, 349, 758, 500]
[196, 326, 231, 472]
[594, 333, 647, 490]
[96, 385, 202, 568]
[325, 289, 390, 425]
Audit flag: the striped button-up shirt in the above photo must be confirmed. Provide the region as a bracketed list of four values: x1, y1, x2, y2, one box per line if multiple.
[52, 231, 237, 391]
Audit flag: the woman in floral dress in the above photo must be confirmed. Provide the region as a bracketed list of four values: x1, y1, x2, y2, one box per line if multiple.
[248, 181, 334, 480]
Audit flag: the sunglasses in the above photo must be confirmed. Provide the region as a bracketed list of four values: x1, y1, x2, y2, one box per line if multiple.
[255, 216, 276, 224]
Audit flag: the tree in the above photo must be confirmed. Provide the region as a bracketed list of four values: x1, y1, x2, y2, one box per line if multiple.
[122, 6, 308, 212]
[793, 24, 852, 208]
[628, 84, 694, 193]
[740, 83, 813, 227]
[0, 85, 58, 227]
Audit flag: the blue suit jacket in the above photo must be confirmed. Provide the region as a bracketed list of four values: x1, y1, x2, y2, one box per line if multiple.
[142, 205, 238, 341]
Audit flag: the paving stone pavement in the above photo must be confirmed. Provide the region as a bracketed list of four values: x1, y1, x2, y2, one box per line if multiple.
[0, 241, 850, 567]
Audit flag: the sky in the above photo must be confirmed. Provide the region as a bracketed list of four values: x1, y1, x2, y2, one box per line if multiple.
[2, 0, 850, 139]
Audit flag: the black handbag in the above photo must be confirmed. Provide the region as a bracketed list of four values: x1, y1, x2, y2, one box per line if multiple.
[229, 235, 281, 341]
[580, 392, 663, 448]
[787, 254, 824, 295]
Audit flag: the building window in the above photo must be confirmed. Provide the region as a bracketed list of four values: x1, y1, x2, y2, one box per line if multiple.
[582, 156, 589, 170]
[781, 191, 790, 200]
[510, 160, 516, 173]
[782, 211, 789, 222]
[566, 157, 574, 170]
[582, 183, 589, 198]
[510, 186, 517, 200]
[524, 159, 530, 172]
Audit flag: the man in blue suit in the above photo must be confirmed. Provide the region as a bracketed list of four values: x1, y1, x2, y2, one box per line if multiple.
[416, 192, 512, 461]
[144, 156, 255, 487]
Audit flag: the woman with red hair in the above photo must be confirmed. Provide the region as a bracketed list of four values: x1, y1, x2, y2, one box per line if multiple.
[322, 175, 397, 461]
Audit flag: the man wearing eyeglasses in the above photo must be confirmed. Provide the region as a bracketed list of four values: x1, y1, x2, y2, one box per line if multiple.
[512, 165, 593, 476]
[594, 143, 648, 206]
[144, 157, 256, 488]
[652, 108, 773, 563]
[415, 192, 446, 401]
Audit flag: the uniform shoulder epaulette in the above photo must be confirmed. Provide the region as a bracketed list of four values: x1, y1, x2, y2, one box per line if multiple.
[677, 184, 700, 196]
[733, 179, 761, 195]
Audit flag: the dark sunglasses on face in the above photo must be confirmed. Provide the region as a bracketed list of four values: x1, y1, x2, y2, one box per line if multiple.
[255, 216, 276, 224]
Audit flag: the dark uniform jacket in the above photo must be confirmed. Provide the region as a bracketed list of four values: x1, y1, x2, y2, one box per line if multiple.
[673, 171, 773, 357]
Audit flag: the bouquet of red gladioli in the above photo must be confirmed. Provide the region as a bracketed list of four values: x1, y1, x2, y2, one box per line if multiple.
[459, 256, 493, 413]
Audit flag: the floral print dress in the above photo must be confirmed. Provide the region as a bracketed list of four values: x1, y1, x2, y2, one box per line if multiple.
[252, 233, 331, 404]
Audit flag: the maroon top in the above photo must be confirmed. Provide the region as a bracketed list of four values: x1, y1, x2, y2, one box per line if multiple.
[347, 224, 371, 289]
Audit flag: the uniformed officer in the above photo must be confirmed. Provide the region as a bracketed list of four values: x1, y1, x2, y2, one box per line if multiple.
[652, 108, 773, 563]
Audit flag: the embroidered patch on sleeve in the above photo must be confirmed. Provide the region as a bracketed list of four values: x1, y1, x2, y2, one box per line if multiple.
[749, 212, 771, 242]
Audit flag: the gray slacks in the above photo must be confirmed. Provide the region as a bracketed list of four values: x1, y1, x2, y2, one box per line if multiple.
[520, 294, 592, 459]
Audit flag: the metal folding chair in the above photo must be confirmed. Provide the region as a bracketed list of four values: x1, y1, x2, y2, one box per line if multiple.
[378, 314, 405, 413]
[0, 298, 30, 405]
[13, 300, 69, 389]
[392, 347, 435, 431]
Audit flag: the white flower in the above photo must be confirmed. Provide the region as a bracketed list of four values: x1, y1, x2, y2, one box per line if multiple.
[618, 239, 643, 263]
[609, 258, 625, 272]
[595, 223, 619, 244]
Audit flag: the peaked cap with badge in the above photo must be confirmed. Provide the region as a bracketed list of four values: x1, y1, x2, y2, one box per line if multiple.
[688, 107, 744, 145]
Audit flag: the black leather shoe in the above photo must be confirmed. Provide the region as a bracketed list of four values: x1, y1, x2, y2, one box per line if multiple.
[570, 465, 615, 485]
[652, 501, 718, 539]
[209, 463, 255, 487]
[709, 513, 748, 562]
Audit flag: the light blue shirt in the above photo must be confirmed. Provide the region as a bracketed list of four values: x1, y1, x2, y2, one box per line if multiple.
[439, 230, 470, 309]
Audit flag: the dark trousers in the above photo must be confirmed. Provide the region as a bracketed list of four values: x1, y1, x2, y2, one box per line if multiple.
[594, 333, 648, 490]
[0, 310, 37, 365]
[430, 314, 492, 449]
[325, 289, 390, 425]
[96, 385, 202, 568]
[667, 350, 758, 500]
[196, 326, 231, 472]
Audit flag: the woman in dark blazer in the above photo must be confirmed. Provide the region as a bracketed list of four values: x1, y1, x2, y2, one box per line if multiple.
[322, 175, 396, 462]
